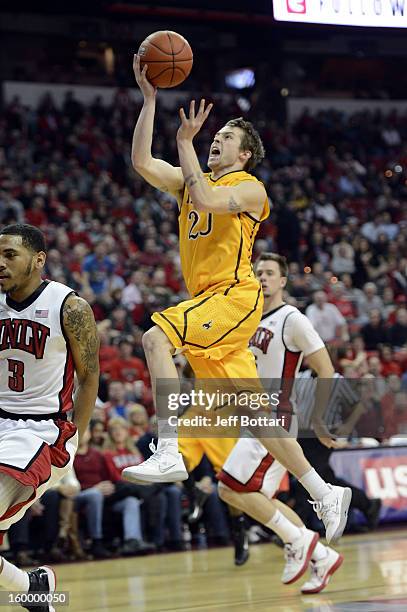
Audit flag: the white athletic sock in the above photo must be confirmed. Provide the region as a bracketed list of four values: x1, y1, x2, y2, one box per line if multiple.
[298, 526, 327, 561]
[299, 468, 331, 500]
[266, 510, 303, 544]
[0, 557, 29, 591]
[156, 428, 178, 453]
[311, 541, 328, 561]
[157, 418, 178, 451]
[157, 438, 178, 452]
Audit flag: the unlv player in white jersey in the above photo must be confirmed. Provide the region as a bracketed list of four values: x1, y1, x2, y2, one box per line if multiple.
[0, 225, 99, 612]
[218, 254, 345, 594]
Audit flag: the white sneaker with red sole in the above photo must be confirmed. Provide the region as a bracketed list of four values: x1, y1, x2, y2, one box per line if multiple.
[281, 529, 319, 585]
[301, 547, 344, 594]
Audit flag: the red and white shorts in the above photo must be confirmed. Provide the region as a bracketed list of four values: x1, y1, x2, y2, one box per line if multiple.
[0, 416, 78, 542]
[218, 415, 297, 499]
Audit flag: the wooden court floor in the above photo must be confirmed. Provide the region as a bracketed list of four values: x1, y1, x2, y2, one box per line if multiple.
[4, 528, 407, 611]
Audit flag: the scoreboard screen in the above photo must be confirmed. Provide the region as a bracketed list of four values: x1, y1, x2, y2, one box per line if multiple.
[272, 0, 407, 28]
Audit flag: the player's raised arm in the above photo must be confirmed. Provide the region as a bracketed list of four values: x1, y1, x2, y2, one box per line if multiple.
[132, 55, 184, 197]
[62, 294, 100, 442]
[176, 99, 265, 216]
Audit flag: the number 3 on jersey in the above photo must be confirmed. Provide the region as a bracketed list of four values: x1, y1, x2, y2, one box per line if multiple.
[8, 359, 25, 392]
[188, 211, 213, 240]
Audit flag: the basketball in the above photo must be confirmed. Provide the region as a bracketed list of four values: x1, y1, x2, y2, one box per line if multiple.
[138, 30, 193, 88]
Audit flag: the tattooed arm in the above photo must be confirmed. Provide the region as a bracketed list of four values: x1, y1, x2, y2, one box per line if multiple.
[62, 294, 100, 442]
[178, 139, 266, 216]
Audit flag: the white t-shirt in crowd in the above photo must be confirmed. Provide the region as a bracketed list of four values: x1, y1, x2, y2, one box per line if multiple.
[305, 302, 346, 342]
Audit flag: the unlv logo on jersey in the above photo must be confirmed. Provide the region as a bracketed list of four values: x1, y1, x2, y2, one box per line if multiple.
[249, 327, 274, 354]
[0, 318, 50, 359]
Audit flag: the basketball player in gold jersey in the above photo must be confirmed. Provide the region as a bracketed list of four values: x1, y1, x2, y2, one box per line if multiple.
[123, 55, 352, 544]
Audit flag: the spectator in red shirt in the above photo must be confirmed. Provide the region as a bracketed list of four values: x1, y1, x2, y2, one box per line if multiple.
[382, 287, 397, 322]
[330, 281, 356, 320]
[89, 418, 107, 450]
[381, 376, 407, 439]
[137, 238, 164, 266]
[380, 345, 402, 378]
[98, 322, 119, 377]
[109, 307, 134, 336]
[66, 188, 91, 214]
[25, 196, 48, 227]
[74, 427, 152, 557]
[355, 375, 386, 440]
[104, 418, 145, 481]
[128, 404, 151, 441]
[103, 418, 155, 555]
[105, 418, 184, 551]
[107, 339, 149, 385]
[73, 429, 113, 558]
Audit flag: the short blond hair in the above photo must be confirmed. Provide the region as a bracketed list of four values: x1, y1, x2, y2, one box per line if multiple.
[128, 404, 148, 418]
[104, 417, 134, 452]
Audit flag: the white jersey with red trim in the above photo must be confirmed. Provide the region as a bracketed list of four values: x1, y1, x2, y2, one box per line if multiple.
[249, 303, 325, 413]
[0, 280, 75, 415]
[218, 303, 326, 496]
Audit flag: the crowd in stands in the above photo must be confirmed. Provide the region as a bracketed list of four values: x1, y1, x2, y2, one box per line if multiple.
[0, 89, 406, 564]
[5, 36, 407, 102]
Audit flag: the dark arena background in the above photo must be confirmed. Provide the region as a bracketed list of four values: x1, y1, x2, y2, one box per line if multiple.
[0, 1, 406, 611]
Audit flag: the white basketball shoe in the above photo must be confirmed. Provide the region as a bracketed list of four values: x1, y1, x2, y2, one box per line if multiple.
[301, 547, 344, 594]
[309, 485, 352, 543]
[281, 528, 319, 584]
[122, 440, 188, 484]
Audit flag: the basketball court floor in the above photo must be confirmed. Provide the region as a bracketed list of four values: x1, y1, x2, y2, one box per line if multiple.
[4, 528, 407, 611]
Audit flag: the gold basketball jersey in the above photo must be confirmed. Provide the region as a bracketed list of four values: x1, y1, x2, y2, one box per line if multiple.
[179, 170, 269, 297]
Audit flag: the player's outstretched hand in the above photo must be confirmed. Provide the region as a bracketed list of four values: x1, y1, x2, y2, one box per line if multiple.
[133, 54, 156, 100]
[177, 99, 213, 141]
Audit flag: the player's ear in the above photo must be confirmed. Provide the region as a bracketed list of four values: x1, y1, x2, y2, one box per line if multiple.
[281, 276, 288, 289]
[34, 251, 46, 270]
[240, 150, 252, 164]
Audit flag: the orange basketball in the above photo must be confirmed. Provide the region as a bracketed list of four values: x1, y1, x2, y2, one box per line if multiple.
[138, 30, 193, 88]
